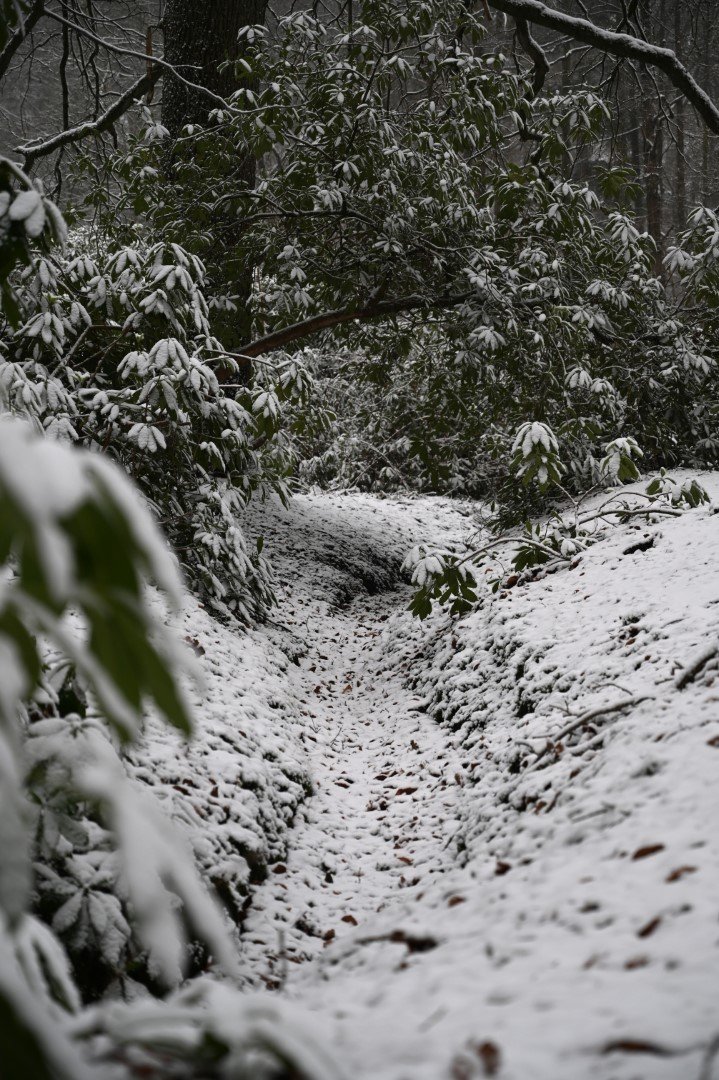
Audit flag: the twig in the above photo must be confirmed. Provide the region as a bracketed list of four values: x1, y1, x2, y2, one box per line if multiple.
[19, 69, 161, 169]
[674, 641, 719, 690]
[523, 693, 654, 772]
[699, 1033, 719, 1080]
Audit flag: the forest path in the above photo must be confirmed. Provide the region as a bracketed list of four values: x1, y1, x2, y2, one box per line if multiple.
[237, 578, 467, 991]
[235, 490, 719, 1080]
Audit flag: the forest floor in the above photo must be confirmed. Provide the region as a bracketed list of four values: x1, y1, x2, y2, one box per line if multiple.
[187, 484, 719, 1080]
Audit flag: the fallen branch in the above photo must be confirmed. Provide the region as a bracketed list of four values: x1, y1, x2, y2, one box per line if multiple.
[237, 292, 472, 358]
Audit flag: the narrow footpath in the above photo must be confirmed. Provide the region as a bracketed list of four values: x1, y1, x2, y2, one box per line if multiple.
[239, 582, 467, 991]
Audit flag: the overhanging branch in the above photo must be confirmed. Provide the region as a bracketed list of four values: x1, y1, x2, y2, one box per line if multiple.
[19, 68, 161, 169]
[230, 293, 473, 361]
[515, 16, 549, 97]
[488, 0, 719, 135]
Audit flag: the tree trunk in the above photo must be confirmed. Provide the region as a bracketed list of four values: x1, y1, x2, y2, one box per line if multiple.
[642, 87, 664, 269]
[627, 108, 645, 225]
[638, 0, 663, 272]
[673, 2, 686, 229]
[162, 0, 267, 137]
[162, 0, 268, 349]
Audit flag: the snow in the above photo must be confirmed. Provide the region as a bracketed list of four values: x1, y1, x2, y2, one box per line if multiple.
[187, 481, 719, 1080]
[61, 479, 719, 1078]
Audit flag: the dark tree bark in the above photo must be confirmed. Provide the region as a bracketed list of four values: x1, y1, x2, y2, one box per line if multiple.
[673, 3, 686, 229]
[642, 91, 664, 267]
[162, 0, 267, 137]
[162, 0, 268, 350]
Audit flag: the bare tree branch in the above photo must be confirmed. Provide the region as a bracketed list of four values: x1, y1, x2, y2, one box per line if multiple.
[43, 7, 229, 110]
[18, 66, 161, 170]
[487, 0, 719, 135]
[234, 293, 473, 359]
[515, 15, 549, 97]
[0, 0, 44, 81]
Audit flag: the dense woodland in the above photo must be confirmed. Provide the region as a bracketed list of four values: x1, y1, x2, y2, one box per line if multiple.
[1, 1, 719, 1077]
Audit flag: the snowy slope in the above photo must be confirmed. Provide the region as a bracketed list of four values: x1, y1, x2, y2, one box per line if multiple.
[230, 480, 719, 1080]
[92, 481, 719, 1080]
[125, 603, 312, 927]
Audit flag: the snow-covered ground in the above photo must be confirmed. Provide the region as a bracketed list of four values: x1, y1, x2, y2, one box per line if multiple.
[129, 482, 719, 1079]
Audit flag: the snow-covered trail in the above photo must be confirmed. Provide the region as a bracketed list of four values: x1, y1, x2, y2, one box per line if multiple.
[239, 582, 466, 989]
[234, 487, 719, 1080]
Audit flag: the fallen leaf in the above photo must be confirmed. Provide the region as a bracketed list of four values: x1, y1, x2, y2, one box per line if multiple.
[666, 865, 697, 882]
[632, 844, 665, 860]
[448, 895, 466, 907]
[388, 929, 438, 953]
[341, 914, 358, 926]
[637, 915, 662, 938]
[624, 955, 650, 969]
[602, 1040, 671, 1056]
[475, 1040, 501, 1077]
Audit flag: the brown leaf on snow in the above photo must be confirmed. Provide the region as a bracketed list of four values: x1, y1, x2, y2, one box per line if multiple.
[183, 635, 206, 656]
[397, 855, 413, 866]
[272, 864, 287, 874]
[474, 1040, 501, 1076]
[341, 914, 358, 925]
[388, 929, 438, 953]
[632, 844, 665, 860]
[396, 786, 418, 796]
[624, 955, 650, 969]
[447, 895, 466, 907]
[602, 1039, 672, 1056]
[450, 1055, 474, 1080]
[666, 865, 697, 882]
[637, 915, 662, 938]
[495, 860, 512, 876]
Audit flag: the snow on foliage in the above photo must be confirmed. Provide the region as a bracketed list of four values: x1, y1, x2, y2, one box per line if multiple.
[0, 236, 318, 621]
[125, 593, 313, 932]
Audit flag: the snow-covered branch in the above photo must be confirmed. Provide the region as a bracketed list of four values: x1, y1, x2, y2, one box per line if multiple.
[488, 0, 719, 135]
[19, 68, 161, 170]
[42, 8, 229, 111]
